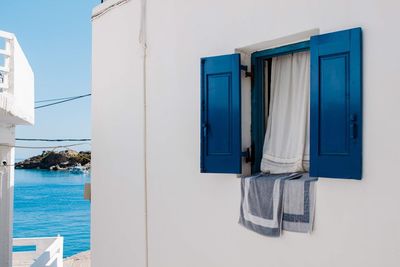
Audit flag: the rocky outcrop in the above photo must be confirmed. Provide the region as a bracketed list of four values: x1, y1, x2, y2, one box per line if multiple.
[16, 150, 91, 171]
[64, 251, 91, 267]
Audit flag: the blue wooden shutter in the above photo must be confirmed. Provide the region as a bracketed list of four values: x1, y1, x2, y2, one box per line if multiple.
[310, 28, 362, 179]
[201, 54, 242, 173]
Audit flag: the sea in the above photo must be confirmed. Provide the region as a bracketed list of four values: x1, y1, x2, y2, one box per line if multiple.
[13, 169, 91, 258]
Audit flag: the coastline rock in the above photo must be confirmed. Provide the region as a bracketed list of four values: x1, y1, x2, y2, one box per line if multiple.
[64, 250, 90, 267]
[16, 150, 91, 171]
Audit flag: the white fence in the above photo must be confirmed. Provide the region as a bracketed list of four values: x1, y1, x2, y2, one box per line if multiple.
[13, 236, 64, 267]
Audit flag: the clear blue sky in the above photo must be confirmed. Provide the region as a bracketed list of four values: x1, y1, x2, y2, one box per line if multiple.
[0, 0, 99, 159]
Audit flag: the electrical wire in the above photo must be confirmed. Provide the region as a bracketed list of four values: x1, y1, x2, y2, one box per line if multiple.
[0, 142, 90, 149]
[16, 138, 91, 142]
[92, 0, 131, 20]
[139, 1, 149, 266]
[35, 94, 91, 109]
[35, 96, 82, 104]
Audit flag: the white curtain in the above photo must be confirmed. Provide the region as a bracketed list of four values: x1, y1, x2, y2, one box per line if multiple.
[260, 51, 310, 173]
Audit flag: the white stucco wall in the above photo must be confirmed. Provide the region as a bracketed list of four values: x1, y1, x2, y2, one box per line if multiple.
[0, 126, 15, 267]
[92, 1, 400, 267]
[91, 1, 147, 266]
[12, 38, 35, 125]
[0, 30, 34, 267]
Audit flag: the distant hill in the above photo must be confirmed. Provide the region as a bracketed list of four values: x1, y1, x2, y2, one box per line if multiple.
[16, 150, 91, 171]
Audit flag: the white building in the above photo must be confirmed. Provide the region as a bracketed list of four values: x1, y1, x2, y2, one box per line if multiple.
[0, 30, 63, 267]
[91, 1, 400, 267]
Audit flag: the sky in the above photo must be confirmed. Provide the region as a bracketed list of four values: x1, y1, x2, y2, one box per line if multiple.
[0, 0, 100, 159]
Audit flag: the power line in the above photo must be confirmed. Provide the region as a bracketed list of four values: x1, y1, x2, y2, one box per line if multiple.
[35, 93, 91, 103]
[35, 96, 80, 103]
[35, 94, 91, 109]
[16, 138, 91, 142]
[0, 142, 90, 149]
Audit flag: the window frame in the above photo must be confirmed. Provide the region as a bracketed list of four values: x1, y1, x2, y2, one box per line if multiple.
[250, 40, 310, 174]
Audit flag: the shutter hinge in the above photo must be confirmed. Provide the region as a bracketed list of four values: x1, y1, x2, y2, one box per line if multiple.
[241, 147, 252, 163]
[240, 65, 253, 78]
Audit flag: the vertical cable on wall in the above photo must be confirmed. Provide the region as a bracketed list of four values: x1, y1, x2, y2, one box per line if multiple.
[139, 0, 149, 266]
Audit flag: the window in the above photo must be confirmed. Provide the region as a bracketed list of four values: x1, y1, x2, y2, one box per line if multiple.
[251, 41, 311, 175]
[200, 28, 362, 179]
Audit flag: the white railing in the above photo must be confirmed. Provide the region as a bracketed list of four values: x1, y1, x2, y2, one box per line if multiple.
[0, 30, 13, 93]
[0, 30, 35, 125]
[13, 236, 64, 267]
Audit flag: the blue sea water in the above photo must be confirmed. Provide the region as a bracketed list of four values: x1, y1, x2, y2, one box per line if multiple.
[13, 169, 91, 258]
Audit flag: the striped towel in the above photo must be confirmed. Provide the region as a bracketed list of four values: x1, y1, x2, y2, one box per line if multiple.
[239, 172, 302, 237]
[239, 172, 317, 237]
[282, 173, 318, 233]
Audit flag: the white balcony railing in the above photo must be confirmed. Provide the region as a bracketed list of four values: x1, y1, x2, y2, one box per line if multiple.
[13, 236, 64, 267]
[0, 30, 12, 92]
[0, 30, 34, 125]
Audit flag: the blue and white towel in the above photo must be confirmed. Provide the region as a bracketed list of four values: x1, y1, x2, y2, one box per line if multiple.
[282, 173, 318, 233]
[239, 173, 317, 237]
[239, 172, 302, 237]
